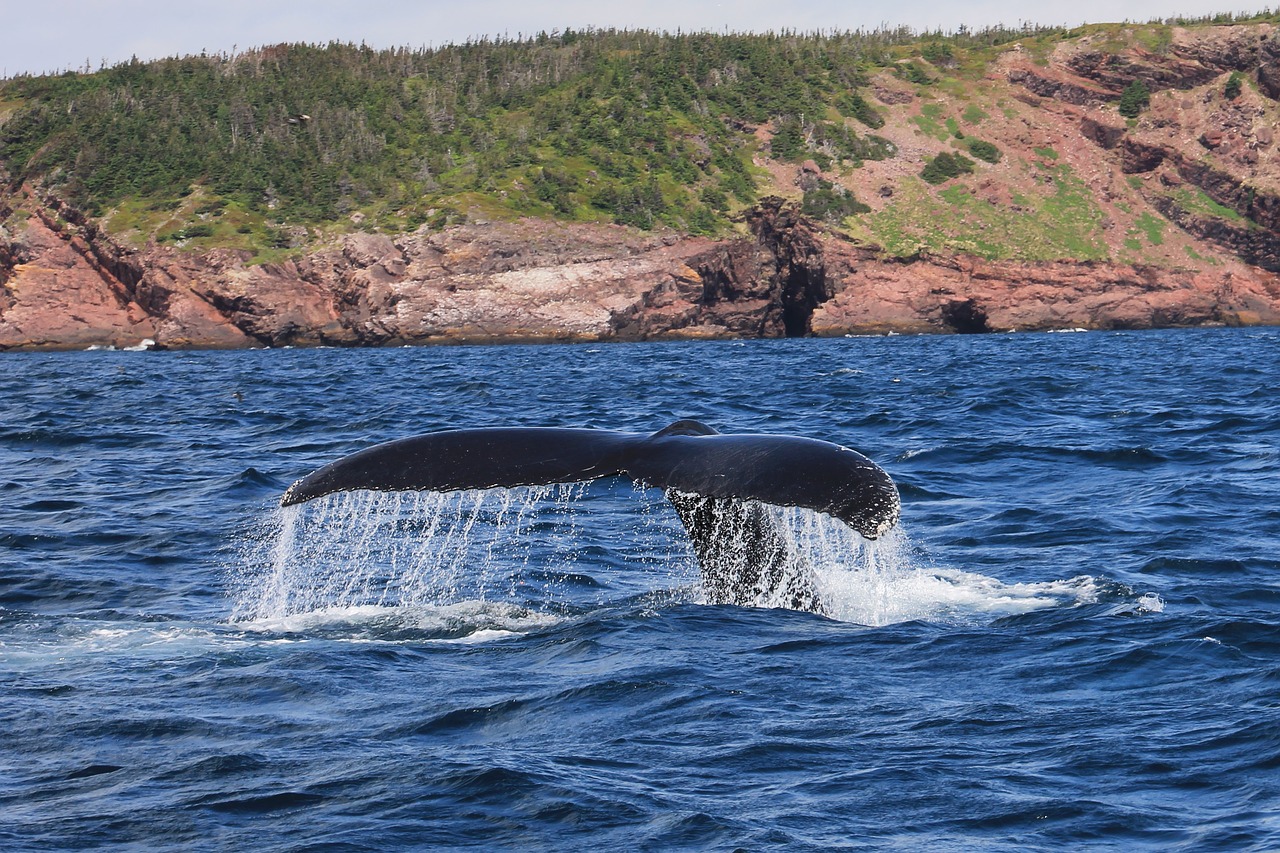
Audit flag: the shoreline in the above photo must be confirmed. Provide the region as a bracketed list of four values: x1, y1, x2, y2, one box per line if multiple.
[7, 318, 1264, 355]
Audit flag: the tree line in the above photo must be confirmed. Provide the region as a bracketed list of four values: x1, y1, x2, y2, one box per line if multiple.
[0, 25, 1063, 235]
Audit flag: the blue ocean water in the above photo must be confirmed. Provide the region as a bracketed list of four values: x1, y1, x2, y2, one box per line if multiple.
[2, 328, 1278, 850]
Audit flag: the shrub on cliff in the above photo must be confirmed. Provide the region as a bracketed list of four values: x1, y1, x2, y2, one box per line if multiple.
[899, 62, 933, 85]
[921, 41, 955, 67]
[841, 92, 885, 129]
[770, 119, 807, 162]
[770, 116, 893, 166]
[966, 139, 1002, 163]
[921, 152, 976, 184]
[801, 178, 870, 224]
[0, 32, 897, 236]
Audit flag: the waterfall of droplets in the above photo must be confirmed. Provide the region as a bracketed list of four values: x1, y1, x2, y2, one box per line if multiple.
[230, 486, 1080, 627]
[231, 485, 601, 622]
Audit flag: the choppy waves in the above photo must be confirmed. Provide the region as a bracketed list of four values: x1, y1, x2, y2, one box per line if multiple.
[2, 329, 1279, 850]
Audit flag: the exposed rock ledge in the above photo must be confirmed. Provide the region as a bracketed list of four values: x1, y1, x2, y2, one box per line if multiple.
[2, 192, 1279, 351]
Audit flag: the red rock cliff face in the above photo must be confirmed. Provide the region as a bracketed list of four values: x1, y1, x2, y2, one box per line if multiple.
[3, 189, 1280, 350]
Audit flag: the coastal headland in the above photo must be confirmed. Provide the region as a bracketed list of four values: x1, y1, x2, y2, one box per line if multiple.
[4, 20, 1280, 348]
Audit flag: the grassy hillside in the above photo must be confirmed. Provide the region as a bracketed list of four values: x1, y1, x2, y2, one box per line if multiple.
[2, 13, 1278, 268]
[0, 27, 1070, 244]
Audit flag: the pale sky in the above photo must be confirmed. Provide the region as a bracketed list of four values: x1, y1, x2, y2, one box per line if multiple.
[4, 1, 1267, 78]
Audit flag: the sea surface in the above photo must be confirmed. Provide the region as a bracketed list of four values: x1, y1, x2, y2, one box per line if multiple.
[2, 328, 1278, 851]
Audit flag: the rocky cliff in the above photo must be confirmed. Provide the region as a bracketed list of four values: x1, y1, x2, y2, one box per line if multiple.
[5, 188, 1275, 350]
[5, 22, 1280, 349]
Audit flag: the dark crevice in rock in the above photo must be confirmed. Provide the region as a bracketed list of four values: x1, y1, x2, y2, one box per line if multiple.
[780, 254, 826, 337]
[941, 299, 992, 334]
[658, 197, 835, 339]
[1006, 68, 1111, 105]
[746, 197, 833, 337]
[1080, 117, 1127, 149]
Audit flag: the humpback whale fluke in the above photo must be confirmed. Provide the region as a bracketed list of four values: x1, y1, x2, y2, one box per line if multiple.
[281, 421, 899, 612]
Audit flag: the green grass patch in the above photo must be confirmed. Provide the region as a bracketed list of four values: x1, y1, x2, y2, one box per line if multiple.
[912, 113, 950, 141]
[1033, 146, 1059, 161]
[912, 104, 948, 139]
[1164, 185, 1250, 225]
[1039, 164, 1108, 257]
[938, 183, 971, 205]
[0, 97, 26, 123]
[1134, 211, 1165, 246]
[961, 104, 989, 125]
[1184, 244, 1221, 264]
[1135, 25, 1173, 54]
[845, 160, 1107, 262]
[102, 191, 328, 255]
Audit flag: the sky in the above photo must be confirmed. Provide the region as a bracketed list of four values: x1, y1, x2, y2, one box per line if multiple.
[5, 0, 1268, 78]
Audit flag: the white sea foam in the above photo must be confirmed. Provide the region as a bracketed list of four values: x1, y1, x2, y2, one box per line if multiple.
[236, 600, 563, 639]
[1136, 593, 1166, 613]
[1, 600, 556, 665]
[898, 445, 941, 460]
[1, 622, 245, 665]
[753, 508, 1100, 626]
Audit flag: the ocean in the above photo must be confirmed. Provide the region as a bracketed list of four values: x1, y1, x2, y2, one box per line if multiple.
[2, 328, 1278, 850]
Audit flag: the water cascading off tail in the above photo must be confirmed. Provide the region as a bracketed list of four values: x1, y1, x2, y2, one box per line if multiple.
[231, 485, 1105, 629]
[232, 483, 917, 623]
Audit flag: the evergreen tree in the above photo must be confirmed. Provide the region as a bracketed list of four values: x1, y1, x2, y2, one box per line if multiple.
[1224, 71, 1243, 100]
[1118, 78, 1150, 118]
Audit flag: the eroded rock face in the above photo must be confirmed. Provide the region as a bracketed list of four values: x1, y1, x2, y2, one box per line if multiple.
[1257, 33, 1280, 99]
[1066, 48, 1222, 93]
[1006, 67, 1111, 106]
[811, 253, 1280, 334]
[0, 207, 161, 349]
[1017, 24, 1280, 105]
[3, 186, 1280, 350]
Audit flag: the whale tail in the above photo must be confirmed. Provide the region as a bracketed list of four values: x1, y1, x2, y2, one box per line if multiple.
[280, 420, 899, 612]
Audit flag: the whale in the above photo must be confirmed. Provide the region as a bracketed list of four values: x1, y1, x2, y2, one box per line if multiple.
[281, 420, 899, 613]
